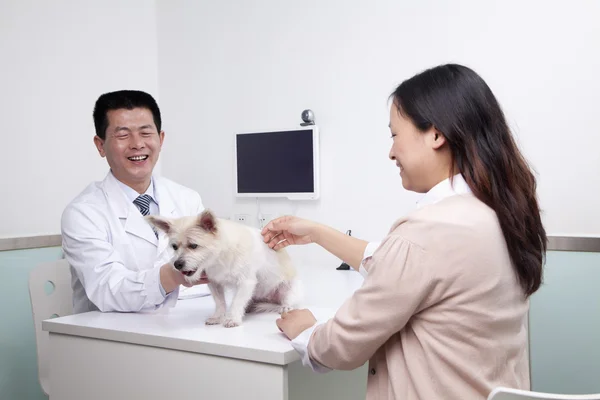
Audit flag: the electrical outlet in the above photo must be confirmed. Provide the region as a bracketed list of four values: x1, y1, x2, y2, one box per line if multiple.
[258, 213, 274, 229]
[234, 214, 250, 225]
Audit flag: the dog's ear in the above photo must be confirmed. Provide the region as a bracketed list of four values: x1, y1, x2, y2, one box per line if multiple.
[197, 210, 217, 234]
[145, 215, 173, 234]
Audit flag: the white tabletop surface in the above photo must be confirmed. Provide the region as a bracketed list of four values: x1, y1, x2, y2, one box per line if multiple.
[42, 266, 364, 365]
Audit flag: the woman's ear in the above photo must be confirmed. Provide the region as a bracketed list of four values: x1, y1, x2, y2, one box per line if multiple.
[430, 128, 446, 150]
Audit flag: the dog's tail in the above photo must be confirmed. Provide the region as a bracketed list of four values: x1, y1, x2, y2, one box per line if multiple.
[248, 302, 290, 313]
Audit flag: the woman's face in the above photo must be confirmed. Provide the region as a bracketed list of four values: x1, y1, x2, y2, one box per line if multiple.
[388, 103, 446, 193]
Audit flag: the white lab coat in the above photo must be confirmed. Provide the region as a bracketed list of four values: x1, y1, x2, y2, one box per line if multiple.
[61, 171, 204, 313]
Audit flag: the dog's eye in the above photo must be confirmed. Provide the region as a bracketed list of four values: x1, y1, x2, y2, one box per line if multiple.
[172, 244, 178, 251]
[188, 243, 198, 249]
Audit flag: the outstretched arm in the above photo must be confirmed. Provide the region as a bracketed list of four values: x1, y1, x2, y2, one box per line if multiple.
[261, 216, 370, 271]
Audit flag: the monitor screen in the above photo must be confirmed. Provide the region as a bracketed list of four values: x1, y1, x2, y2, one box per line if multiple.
[235, 127, 319, 199]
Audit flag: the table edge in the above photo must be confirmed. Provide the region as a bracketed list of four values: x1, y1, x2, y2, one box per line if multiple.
[43, 319, 300, 366]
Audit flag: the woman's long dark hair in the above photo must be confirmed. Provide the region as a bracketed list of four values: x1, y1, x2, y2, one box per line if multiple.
[391, 64, 546, 297]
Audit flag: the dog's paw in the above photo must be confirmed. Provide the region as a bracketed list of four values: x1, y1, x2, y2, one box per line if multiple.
[205, 316, 223, 325]
[279, 306, 293, 313]
[222, 318, 241, 328]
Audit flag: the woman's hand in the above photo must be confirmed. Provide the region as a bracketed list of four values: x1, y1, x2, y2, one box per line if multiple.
[276, 309, 318, 340]
[261, 216, 321, 250]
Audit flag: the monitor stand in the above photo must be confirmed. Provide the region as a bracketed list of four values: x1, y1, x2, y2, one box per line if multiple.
[336, 262, 351, 270]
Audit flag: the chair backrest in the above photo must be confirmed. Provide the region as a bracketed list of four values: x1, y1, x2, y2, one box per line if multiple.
[488, 387, 600, 400]
[28, 259, 73, 396]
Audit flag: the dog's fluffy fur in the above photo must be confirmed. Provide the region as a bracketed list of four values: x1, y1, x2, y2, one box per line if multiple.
[146, 210, 302, 328]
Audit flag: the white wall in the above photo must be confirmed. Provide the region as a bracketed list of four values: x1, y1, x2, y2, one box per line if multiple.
[0, 0, 160, 237]
[3, 1, 599, 253]
[156, 0, 600, 266]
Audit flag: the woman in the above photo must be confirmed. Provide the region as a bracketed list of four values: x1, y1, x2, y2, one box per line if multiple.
[261, 63, 547, 399]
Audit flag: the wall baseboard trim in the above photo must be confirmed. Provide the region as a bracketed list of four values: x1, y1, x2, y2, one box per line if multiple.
[0, 234, 599, 252]
[547, 236, 600, 252]
[0, 235, 62, 251]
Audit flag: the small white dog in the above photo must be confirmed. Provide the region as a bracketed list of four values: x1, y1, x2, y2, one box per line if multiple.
[146, 210, 302, 328]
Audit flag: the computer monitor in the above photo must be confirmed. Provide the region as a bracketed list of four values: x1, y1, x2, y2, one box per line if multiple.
[234, 126, 320, 200]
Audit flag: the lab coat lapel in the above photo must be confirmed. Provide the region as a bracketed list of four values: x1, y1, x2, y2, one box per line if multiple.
[103, 172, 158, 247]
[124, 206, 159, 246]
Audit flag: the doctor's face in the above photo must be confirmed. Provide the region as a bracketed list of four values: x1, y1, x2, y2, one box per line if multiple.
[94, 107, 164, 192]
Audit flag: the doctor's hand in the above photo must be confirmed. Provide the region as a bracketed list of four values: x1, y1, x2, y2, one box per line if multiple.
[276, 309, 317, 340]
[261, 216, 321, 250]
[182, 271, 209, 287]
[160, 264, 209, 294]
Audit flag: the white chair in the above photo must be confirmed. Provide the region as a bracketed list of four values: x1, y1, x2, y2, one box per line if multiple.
[28, 259, 74, 396]
[488, 387, 600, 400]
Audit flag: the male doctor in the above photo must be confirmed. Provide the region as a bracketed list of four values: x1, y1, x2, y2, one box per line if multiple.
[61, 90, 208, 313]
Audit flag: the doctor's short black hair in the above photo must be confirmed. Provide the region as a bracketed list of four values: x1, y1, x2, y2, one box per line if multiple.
[93, 90, 162, 140]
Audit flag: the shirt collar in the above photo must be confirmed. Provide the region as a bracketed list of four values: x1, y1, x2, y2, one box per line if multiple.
[416, 173, 472, 209]
[112, 171, 157, 205]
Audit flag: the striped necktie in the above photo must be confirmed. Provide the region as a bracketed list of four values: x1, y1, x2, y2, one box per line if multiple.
[133, 194, 152, 216]
[133, 194, 157, 238]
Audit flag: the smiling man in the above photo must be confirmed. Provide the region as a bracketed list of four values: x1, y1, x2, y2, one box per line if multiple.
[61, 90, 209, 313]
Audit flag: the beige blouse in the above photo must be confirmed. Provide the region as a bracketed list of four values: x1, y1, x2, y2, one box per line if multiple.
[296, 190, 530, 399]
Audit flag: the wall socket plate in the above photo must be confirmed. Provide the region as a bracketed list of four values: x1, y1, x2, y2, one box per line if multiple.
[234, 214, 250, 225]
[258, 213, 274, 229]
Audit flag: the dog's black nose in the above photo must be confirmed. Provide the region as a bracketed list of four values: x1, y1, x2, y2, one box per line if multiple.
[174, 260, 185, 270]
